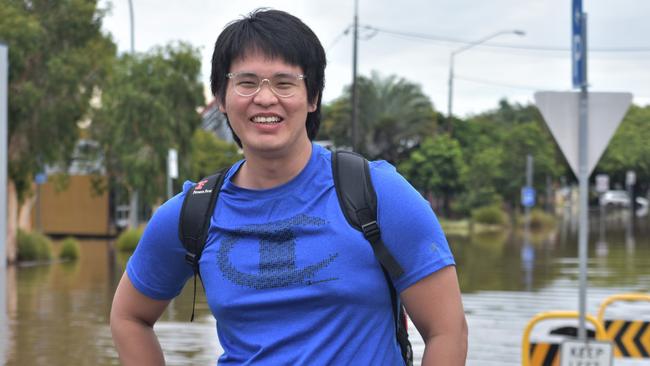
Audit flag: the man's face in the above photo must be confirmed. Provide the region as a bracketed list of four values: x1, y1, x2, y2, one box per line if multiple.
[219, 52, 316, 158]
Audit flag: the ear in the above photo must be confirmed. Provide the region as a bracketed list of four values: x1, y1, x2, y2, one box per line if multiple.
[308, 94, 319, 112]
[218, 100, 226, 113]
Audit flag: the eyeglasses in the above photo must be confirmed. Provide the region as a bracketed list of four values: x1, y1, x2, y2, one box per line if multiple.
[226, 72, 306, 98]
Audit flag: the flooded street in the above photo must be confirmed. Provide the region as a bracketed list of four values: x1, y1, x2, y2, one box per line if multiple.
[2, 213, 650, 365]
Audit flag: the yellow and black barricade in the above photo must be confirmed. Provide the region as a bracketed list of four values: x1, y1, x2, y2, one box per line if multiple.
[522, 311, 607, 366]
[597, 293, 650, 359]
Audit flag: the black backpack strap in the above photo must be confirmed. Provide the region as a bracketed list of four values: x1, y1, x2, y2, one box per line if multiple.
[332, 151, 404, 277]
[178, 169, 227, 321]
[332, 150, 413, 366]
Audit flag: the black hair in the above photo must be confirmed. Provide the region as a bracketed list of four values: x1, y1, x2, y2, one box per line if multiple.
[210, 8, 327, 147]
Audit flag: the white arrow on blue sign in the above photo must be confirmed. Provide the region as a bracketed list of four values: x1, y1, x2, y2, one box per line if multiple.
[35, 172, 47, 185]
[521, 186, 536, 208]
[572, 0, 584, 88]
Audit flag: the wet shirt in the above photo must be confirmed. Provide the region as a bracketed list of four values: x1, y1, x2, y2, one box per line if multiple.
[126, 143, 455, 365]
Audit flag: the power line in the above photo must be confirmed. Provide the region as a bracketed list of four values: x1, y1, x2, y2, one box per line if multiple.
[365, 25, 650, 54]
[325, 25, 352, 52]
[454, 74, 559, 91]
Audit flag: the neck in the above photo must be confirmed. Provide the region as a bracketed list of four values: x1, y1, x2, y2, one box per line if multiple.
[234, 140, 313, 189]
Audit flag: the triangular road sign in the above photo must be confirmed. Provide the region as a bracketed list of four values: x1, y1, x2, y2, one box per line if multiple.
[534, 91, 632, 177]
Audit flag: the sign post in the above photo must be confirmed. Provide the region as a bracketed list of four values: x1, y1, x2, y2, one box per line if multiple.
[1, 43, 8, 267]
[167, 148, 178, 199]
[534, 0, 632, 345]
[0, 42, 8, 366]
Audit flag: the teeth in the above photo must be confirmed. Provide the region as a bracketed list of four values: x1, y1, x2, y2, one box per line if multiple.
[252, 116, 281, 124]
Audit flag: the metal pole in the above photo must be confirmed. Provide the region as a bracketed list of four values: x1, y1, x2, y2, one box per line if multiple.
[577, 13, 589, 341]
[447, 53, 454, 132]
[128, 0, 135, 53]
[524, 154, 534, 228]
[446, 30, 524, 134]
[351, 0, 359, 151]
[0, 43, 8, 267]
[127, 0, 137, 225]
[0, 44, 8, 364]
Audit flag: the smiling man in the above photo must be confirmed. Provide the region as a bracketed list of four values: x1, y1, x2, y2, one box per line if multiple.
[110, 8, 467, 366]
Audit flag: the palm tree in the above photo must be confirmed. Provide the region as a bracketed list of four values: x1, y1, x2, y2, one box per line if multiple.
[321, 72, 437, 163]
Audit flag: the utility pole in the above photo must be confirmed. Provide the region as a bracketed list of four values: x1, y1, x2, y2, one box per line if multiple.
[351, 0, 359, 151]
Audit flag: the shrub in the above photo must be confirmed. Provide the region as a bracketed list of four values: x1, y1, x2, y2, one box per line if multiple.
[471, 204, 507, 226]
[116, 227, 144, 252]
[59, 237, 81, 261]
[528, 209, 555, 230]
[17, 230, 53, 262]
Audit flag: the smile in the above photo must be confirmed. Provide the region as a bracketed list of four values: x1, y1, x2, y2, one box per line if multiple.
[251, 115, 283, 124]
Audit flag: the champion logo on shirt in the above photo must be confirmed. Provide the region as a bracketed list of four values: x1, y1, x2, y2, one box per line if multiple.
[217, 214, 339, 290]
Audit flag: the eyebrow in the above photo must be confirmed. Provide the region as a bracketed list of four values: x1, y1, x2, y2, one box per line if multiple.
[234, 71, 299, 78]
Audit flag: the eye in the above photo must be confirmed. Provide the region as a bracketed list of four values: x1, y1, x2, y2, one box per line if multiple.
[234, 74, 259, 88]
[273, 77, 298, 89]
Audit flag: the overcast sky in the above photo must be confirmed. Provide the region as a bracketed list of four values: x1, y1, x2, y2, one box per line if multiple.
[99, 0, 650, 117]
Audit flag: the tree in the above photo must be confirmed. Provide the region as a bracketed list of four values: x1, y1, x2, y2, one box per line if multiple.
[495, 121, 561, 210]
[90, 43, 204, 213]
[189, 129, 241, 180]
[597, 105, 650, 195]
[321, 72, 437, 163]
[0, 0, 115, 262]
[458, 100, 566, 212]
[398, 135, 466, 216]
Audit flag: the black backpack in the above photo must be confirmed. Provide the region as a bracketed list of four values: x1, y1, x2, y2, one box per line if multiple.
[179, 150, 414, 365]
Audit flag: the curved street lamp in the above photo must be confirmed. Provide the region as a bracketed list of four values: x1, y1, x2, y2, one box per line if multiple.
[446, 29, 525, 131]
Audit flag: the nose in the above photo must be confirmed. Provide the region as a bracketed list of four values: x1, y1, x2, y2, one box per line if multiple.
[252, 79, 278, 106]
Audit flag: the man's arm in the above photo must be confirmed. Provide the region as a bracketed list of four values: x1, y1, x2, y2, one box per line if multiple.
[110, 272, 171, 366]
[401, 265, 468, 366]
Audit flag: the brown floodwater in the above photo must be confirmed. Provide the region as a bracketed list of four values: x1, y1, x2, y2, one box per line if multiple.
[1, 211, 649, 365]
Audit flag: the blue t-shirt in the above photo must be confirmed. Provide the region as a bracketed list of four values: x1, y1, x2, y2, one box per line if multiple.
[127, 143, 455, 365]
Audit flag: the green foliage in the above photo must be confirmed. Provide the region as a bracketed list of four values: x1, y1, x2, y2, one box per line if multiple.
[597, 105, 650, 193]
[17, 230, 53, 262]
[91, 43, 204, 207]
[190, 129, 241, 180]
[321, 72, 436, 162]
[116, 227, 144, 252]
[454, 146, 504, 215]
[59, 237, 81, 261]
[471, 205, 507, 226]
[527, 209, 555, 231]
[457, 100, 564, 210]
[398, 135, 466, 215]
[0, 0, 116, 201]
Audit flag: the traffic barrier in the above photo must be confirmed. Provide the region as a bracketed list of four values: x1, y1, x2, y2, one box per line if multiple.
[522, 311, 607, 366]
[597, 293, 650, 359]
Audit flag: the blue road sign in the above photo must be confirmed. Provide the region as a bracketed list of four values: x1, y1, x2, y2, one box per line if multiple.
[572, 0, 584, 88]
[521, 186, 536, 208]
[35, 172, 47, 185]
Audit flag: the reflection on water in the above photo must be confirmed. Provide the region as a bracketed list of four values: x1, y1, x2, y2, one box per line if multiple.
[2, 215, 650, 365]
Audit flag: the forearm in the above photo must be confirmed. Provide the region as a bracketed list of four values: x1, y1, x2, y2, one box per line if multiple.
[421, 331, 468, 366]
[111, 316, 165, 366]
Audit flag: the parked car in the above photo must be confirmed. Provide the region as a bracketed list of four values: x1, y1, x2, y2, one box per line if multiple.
[599, 190, 649, 209]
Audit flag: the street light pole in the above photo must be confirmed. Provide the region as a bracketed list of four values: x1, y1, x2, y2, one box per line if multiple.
[446, 29, 525, 132]
[128, 0, 135, 53]
[351, 0, 359, 151]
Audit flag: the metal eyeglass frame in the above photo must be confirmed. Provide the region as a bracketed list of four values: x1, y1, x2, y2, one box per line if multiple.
[226, 72, 306, 98]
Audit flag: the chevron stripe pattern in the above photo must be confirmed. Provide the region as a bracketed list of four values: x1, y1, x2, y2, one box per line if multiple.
[529, 342, 560, 366]
[604, 320, 650, 358]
